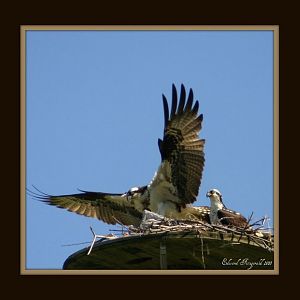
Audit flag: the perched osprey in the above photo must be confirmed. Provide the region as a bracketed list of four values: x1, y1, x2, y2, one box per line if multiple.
[30, 84, 210, 227]
[206, 189, 249, 228]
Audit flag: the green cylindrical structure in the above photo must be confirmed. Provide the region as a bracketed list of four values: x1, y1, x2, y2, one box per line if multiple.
[63, 230, 274, 270]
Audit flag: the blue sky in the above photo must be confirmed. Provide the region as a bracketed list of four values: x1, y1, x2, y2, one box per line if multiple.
[26, 29, 274, 269]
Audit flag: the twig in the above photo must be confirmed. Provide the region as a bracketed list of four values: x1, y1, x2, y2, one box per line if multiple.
[61, 241, 91, 247]
[87, 226, 116, 255]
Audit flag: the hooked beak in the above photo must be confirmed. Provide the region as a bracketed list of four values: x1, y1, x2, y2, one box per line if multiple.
[206, 191, 212, 197]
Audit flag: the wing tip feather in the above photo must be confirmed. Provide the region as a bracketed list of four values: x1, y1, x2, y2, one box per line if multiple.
[162, 94, 169, 128]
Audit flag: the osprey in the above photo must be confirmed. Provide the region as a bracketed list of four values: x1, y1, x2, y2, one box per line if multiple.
[206, 189, 249, 228]
[29, 84, 210, 227]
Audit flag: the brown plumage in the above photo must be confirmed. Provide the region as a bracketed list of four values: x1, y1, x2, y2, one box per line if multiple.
[29, 84, 207, 226]
[217, 209, 249, 228]
[28, 188, 143, 227]
[157, 84, 205, 205]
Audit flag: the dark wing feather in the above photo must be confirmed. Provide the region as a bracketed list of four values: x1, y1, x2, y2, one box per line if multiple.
[158, 84, 205, 204]
[217, 209, 249, 228]
[28, 188, 143, 227]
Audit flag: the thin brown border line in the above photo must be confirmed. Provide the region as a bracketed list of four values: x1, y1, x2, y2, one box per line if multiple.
[23, 269, 277, 275]
[20, 25, 279, 275]
[20, 25, 278, 31]
[20, 26, 26, 275]
[273, 25, 279, 274]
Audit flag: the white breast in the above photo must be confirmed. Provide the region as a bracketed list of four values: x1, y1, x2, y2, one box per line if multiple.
[209, 200, 224, 224]
[209, 210, 219, 224]
[148, 161, 180, 216]
[148, 181, 179, 215]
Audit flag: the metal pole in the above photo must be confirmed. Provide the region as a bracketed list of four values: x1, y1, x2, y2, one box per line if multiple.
[160, 238, 167, 270]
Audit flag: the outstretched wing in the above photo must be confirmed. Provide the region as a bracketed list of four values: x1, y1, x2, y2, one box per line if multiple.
[28, 188, 143, 227]
[158, 84, 205, 205]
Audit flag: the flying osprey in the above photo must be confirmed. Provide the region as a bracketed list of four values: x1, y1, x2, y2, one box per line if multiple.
[206, 189, 249, 228]
[30, 84, 211, 227]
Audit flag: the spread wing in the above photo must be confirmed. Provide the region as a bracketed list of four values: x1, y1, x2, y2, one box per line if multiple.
[217, 209, 249, 228]
[28, 188, 143, 227]
[158, 84, 205, 205]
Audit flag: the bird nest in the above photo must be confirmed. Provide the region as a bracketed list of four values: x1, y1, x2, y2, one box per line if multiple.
[87, 210, 274, 255]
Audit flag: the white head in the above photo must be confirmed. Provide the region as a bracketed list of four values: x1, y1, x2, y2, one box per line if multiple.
[206, 189, 225, 209]
[126, 186, 147, 198]
[129, 187, 139, 193]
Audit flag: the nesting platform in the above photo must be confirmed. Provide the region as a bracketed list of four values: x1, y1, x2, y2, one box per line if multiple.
[63, 230, 274, 270]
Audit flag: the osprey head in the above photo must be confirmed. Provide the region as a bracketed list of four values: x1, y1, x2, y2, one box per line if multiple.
[206, 189, 223, 203]
[126, 186, 147, 198]
[125, 186, 149, 211]
[206, 188, 226, 211]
